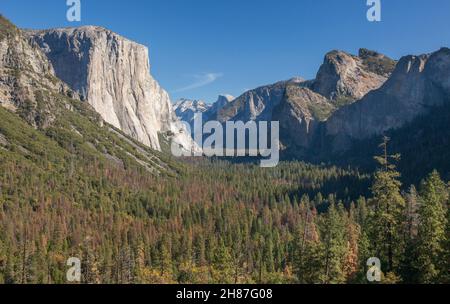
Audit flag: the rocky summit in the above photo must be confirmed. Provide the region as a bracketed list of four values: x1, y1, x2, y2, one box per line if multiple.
[273, 85, 335, 151]
[311, 49, 395, 105]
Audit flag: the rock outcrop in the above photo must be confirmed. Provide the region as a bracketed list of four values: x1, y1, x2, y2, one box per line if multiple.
[311, 49, 395, 105]
[210, 94, 234, 114]
[216, 79, 300, 123]
[325, 48, 450, 152]
[273, 85, 334, 150]
[0, 16, 77, 128]
[26, 26, 192, 151]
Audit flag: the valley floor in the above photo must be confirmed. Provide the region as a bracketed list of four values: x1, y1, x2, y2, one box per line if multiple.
[0, 130, 449, 283]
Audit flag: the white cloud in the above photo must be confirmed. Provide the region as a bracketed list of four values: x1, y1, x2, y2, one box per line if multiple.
[174, 72, 223, 93]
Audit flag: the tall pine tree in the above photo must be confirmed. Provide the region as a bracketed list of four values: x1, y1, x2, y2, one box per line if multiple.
[294, 207, 323, 283]
[367, 137, 405, 278]
[320, 203, 347, 284]
[415, 171, 448, 283]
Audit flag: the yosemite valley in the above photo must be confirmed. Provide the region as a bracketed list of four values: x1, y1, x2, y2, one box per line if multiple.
[0, 9, 449, 285]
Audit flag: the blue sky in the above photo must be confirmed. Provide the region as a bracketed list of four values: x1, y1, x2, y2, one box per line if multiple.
[1, 0, 450, 102]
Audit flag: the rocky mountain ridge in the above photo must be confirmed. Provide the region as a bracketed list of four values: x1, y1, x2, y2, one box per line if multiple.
[184, 49, 394, 154]
[211, 48, 395, 128]
[173, 98, 210, 130]
[177, 47, 449, 161]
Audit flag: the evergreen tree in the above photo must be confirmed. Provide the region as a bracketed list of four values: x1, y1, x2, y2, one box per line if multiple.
[320, 203, 347, 283]
[443, 192, 450, 283]
[415, 171, 448, 283]
[158, 236, 173, 279]
[399, 186, 420, 282]
[211, 239, 234, 283]
[293, 208, 323, 283]
[343, 203, 360, 282]
[264, 235, 275, 274]
[367, 137, 405, 277]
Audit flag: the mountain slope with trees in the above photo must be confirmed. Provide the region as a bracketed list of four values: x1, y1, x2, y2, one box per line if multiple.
[0, 15, 448, 285]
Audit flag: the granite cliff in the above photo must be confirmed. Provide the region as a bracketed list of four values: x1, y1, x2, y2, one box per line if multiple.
[27, 26, 193, 151]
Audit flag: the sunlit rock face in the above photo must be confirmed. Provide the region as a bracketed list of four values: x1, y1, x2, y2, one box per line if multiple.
[311, 49, 394, 105]
[325, 48, 450, 152]
[27, 26, 193, 151]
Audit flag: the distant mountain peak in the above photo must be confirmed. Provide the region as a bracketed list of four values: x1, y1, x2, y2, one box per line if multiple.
[174, 98, 210, 113]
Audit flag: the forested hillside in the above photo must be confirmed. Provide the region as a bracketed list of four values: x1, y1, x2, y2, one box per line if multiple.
[1, 108, 448, 283]
[333, 102, 450, 186]
[0, 14, 448, 285]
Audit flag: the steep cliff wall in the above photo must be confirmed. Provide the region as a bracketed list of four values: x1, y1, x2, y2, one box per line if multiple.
[27, 26, 192, 151]
[325, 48, 450, 152]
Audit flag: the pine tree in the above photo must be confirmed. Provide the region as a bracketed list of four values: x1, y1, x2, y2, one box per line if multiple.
[443, 193, 450, 283]
[273, 231, 283, 272]
[355, 229, 371, 283]
[399, 185, 420, 282]
[134, 242, 146, 283]
[367, 137, 405, 277]
[354, 197, 371, 283]
[264, 235, 275, 274]
[231, 228, 244, 284]
[344, 203, 360, 282]
[293, 207, 323, 283]
[415, 171, 448, 283]
[158, 237, 173, 279]
[404, 186, 419, 239]
[211, 239, 234, 283]
[320, 203, 347, 284]
[194, 235, 207, 267]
